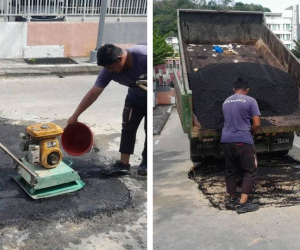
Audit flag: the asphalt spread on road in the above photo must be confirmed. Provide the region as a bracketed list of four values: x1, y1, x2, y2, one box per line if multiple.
[0, 122, 131, 229]
[189, 155, 300, 209]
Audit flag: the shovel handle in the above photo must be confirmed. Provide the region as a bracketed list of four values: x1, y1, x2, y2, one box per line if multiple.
[136, 80, 147, 91]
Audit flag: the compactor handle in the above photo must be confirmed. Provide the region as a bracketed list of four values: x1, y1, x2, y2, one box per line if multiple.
[0, 142, 38, 187]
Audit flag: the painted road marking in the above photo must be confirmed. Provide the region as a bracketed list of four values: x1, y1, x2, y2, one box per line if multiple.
[294, 143, 300, 149]
[167, 107, 172, 113]
[155, 140, 160, 145]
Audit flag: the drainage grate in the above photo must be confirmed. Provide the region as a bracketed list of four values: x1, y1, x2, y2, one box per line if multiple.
[24, 58, 78, 65]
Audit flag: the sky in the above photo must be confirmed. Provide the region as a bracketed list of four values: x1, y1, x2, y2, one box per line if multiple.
[237, 0, 300, 12]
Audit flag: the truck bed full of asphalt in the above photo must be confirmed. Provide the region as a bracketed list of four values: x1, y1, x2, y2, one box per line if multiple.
[0, 123, 131, 229]
[188, 62, 299, 129]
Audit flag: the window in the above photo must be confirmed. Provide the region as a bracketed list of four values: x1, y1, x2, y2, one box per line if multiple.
[283, 24, 291, 30]
[272, 24, 280, 30]
[287, 44, 291, 49]
[276, 34, 281, 39]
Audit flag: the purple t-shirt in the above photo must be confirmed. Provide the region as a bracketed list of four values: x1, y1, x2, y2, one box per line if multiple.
[94, 45, 147, 103]
[221, 94, 261, 145]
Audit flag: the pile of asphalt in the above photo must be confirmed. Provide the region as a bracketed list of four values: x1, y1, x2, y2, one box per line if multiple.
[188, 62, 299, 129]
[0, 123, 131, 229]
[188, 155, 300, 210]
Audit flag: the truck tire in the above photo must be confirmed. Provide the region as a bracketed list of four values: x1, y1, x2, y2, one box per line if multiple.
[269, 150, 289, 158]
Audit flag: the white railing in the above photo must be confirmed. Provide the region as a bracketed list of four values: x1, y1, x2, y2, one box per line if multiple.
[0, 0, 147, 17]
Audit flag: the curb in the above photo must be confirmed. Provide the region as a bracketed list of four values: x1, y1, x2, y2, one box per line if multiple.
[153, 106, 173, 135]
[0, 65, 101, 78]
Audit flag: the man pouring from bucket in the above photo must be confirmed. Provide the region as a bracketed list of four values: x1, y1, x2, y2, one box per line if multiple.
[68, 44, 147, 176]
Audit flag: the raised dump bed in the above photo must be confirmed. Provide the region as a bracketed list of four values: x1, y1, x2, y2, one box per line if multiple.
[175, 10, 300, 161]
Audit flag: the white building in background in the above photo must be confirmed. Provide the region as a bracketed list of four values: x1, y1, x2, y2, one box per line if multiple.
[165, 37, 179, 53]
[265, 5, 300, 50]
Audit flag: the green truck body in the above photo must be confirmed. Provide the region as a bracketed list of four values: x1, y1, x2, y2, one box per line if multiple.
[175, 10, 300, 161]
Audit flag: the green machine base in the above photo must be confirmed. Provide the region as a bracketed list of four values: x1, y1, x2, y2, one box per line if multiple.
[13, 158, 85, 199]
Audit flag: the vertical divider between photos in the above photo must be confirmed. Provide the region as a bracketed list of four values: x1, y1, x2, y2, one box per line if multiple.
[147, 1, 154, 249]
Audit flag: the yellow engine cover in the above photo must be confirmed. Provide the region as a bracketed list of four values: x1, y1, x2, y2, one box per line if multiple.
[40, 138, 63, 169]
[26, 123, 63, 140]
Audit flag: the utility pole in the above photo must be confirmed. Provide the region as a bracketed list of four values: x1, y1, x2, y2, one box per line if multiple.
[89, 0, 108, 63]
[27, 0, 31, 22]
[117, 0, 123, 22]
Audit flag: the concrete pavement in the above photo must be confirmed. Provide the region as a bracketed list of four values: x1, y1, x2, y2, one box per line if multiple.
[154, 108, 300, 250]
[0, 75, 146, 250]
[0, 57, 100, 77]
[153, 105, 173, 135]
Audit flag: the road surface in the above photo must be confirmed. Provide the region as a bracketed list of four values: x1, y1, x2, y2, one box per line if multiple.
[154, 109, 300, 250]
[0, 75, 147, 250]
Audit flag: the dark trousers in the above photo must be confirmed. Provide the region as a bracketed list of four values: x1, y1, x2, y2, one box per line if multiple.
[222, 143, 258, 195]
[119, 96, 147, 162]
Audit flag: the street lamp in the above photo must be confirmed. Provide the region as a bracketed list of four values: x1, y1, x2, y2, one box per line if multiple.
[89, 0, 108, 63]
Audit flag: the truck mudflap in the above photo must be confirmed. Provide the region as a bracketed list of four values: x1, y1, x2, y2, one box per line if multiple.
[190, 132, 295, 162]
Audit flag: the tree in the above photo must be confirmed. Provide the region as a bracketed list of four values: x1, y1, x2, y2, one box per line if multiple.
[153, 32, 174, 66]
[291, 39, 300, 58]
[234, 2, 271, 12]
[207, 0, 217, 8]
[222, 0, 232, 6]
[153, 0, 272, 37]
[153, 0, 198, 37]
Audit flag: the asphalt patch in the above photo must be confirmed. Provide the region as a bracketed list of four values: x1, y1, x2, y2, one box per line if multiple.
[0, 123, 131, 229]
[188, 62, 299, 129]
[188, 155, 300, 210]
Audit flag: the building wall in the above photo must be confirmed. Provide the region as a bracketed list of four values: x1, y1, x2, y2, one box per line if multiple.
[0, 22, 27, 58]
[265, 6, 298, 50]
[0, 21, 146, 58]
[166, 36, 179, 53]
[156, 88, 175, 105]
[27, 22, 98, 57]
[28, 22, 146, 57]
[154, 58, 181, 106]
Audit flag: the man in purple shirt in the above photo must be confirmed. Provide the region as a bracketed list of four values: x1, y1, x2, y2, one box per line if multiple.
[221, 78, 260, 213]
[68, 44, 147, 176]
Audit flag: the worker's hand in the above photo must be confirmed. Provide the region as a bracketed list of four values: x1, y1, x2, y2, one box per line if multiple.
[67, 115, 78, 125]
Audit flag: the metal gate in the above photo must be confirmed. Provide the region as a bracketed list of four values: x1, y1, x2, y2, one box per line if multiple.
[0, 0, 147, 18]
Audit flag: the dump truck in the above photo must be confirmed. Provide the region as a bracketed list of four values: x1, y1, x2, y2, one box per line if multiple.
[174, 10, 300, 162]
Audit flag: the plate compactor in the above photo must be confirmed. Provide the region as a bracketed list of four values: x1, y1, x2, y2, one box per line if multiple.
[0, 123, 85, 199]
